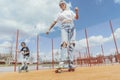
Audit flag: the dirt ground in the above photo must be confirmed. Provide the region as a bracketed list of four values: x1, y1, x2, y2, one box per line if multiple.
[0, 64, 120, 80]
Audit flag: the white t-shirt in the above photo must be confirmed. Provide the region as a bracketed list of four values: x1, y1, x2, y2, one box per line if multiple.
[55, 9, 75, 25]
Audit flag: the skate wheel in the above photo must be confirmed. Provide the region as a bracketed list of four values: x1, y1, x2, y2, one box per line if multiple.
[68, 69, 71, 72]
[26, 70, 28, 72]
[71, 69, 75, 72]
[55, 70, 59, 73]
[55, 69, 61, 73]
[68, 68, 75, 72]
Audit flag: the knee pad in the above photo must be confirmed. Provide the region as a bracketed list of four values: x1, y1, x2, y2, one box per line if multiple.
[61, 42, 67, 48]
[72, 43, 75, 47]
[70, 43, 75, 47]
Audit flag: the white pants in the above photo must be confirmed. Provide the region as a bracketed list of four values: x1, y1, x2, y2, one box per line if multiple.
[60, 47, 74, 62]
[61, 28, 76, 43]
[21, 56, 29, 69]
[60, 23, 76, 63]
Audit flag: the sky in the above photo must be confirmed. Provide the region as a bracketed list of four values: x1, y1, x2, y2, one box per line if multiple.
[0, 0, 120, 61]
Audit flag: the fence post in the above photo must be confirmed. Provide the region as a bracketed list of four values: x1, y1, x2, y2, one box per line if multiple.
[85, 28, 91, 67]
[52, 39, 54, 69]
[14, 29, 19, 72]
[36, 34, 39, 70]
[109, 20, 119, 54]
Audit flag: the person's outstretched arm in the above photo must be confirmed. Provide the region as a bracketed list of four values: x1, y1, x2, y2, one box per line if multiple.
[46, 21, 57, 35]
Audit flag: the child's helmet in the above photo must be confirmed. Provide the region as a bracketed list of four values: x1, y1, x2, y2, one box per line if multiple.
[21, 42, 26, 46]
[59, 0, 66, 5]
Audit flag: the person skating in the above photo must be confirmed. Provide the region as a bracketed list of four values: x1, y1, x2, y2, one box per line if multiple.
[46, 0, 79, 69]
[18, 42, 30, 72]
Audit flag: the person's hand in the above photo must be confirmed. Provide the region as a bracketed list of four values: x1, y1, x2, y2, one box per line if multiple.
[21, 51, 24, 54]
[75, 7, 78, 12]
[46, 31, 49, 35]
[75, 7, 79, 19]
[16, 50, 20, 53]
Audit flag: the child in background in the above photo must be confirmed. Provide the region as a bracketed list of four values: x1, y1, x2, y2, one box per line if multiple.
[19, 42, 30, 72]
